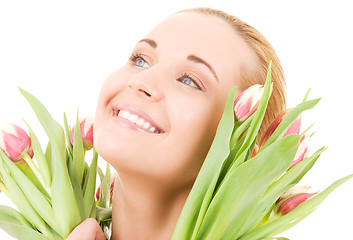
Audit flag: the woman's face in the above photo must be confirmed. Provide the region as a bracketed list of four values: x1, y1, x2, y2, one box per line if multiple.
[94, 12, 256, 187]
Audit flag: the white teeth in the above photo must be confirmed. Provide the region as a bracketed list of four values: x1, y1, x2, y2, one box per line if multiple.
[116, 109, 160, 133]
[128, 114, 138, 122]
[136, 118, 145, 127]
[142, 121, 151, 130]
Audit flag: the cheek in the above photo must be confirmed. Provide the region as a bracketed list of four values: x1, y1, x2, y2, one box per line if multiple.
[94, 68, 129, 159]
[164, 97, 221, 180]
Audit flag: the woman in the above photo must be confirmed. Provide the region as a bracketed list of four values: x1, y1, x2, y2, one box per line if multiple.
[67, 8, 286, 240]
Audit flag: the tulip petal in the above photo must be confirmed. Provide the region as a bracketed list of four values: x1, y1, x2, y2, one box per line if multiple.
[260, 98, 320, 150]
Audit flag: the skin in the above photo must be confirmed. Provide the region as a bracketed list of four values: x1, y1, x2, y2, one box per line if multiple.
[68, 12, 257, 240]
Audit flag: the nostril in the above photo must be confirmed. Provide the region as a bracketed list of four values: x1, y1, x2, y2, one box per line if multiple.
[140, 89, 151, 97]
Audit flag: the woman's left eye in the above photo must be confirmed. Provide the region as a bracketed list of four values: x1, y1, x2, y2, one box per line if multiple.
[179, 74, 202, 90]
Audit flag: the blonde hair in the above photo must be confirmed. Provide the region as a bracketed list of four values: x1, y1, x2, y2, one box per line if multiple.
[178, 8, 286, 141]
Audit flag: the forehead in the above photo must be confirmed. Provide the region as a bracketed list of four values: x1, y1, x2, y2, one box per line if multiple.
[143, 12, 256, 86]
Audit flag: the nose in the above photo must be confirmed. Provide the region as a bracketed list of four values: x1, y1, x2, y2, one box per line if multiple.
[127, 70, 163, 101]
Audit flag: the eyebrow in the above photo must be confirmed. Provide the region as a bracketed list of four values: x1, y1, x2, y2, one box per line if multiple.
[187, 54, 219, 83]
[138, 38, 157, 48]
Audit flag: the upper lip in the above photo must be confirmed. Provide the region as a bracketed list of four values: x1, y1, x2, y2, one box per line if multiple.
[112, 103, 165, 133]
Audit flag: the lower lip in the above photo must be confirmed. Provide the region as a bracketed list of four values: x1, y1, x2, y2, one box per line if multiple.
[112, 115, 153, 134]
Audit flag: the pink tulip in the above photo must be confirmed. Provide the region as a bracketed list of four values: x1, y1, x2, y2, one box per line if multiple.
[234, 84, 263, 121]
[0, 122, 33, 162]
[260, 110, 302, 148]
[96, 173, 116, 201]
[70, 117, 94, 150]
[277, 185, 317, 215]
[290, 134, 310, 167]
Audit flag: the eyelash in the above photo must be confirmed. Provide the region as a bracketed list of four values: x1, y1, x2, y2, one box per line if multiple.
[129, 52, 148, 66]
[128, 52, 203, 91]
[177, 72, 202, 91]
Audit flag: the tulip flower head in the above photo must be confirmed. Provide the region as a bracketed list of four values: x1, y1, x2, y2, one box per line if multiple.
[291, 134, 310, 168]
[234, 84, 263, 121]
[260, 110, 302, 148]
[70, 117, 94, 150]
[0, 122, 33, 162]
[277, 185, 317, 215]
[96, 173, 116, 202]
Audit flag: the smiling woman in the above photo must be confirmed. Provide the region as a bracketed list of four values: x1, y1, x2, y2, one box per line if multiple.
[1, 1, 352, 240]
[90, 8, 287, 240]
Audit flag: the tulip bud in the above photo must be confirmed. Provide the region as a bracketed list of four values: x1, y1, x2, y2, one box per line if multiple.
[234, 84, 263, 121]
[96, 174, 116, 202]
[0, 122, 33, 162]
[290, 134, 310, 167]
[260, 110, 302, 148]
[277, 185, 317, 215]
[70, 117, 94, 150]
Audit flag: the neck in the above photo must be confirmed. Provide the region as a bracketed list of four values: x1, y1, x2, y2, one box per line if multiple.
[111, 172, 192, 240]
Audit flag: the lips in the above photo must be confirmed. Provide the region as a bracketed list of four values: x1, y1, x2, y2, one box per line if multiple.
[112, 103, 164, 134]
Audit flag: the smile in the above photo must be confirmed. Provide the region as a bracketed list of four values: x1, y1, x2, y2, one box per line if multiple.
[112, 106, 164, 134]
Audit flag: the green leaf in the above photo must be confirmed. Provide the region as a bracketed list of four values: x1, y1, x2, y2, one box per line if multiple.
[0, 222, 52, 240]
[67, 154, 86, 221]
[15, 160, 51, 200]
[0, 150, 59, 234]
[73, 110, 85, 186]
[233, 62, 273, 162]
[63, 113, 73, 156]
[0, 205, 33, 229]
[195, 135, 299, 239]
[45, 141, 53, 181]
[25, 122, 51, 188]
[171, 86, 237, 240]
[19, 88, 82, 238]
[239, 174, 353, 240]
[260, 98, 320, 150]
[96, 206, 112, 222]
[83, 149, 98, 218]
[237, 147, 325, 236]
[0, 150, 51, 237]
[97, 163, 111, 209]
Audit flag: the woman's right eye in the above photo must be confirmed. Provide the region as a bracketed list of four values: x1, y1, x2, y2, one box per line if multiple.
[129, 53, 151, 68]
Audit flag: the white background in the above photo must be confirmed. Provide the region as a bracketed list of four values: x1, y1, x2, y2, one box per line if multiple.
[0, 0, 352, 239]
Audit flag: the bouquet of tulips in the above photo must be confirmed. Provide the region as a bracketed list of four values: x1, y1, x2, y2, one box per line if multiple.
[171, 64, 352, 239]
[0, 64, 352, 240]
[0, 89, 114, 240]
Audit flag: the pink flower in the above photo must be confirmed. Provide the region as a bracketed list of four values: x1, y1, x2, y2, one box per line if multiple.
[96, 173, 116, 201]
[260, 110, 302, 148]
[0, 122, 33, 162]
[290, 134, 310, 167]
[70, 117, 94, 150]
[234, 84, 263, 121]
[277, 185, 317, 215]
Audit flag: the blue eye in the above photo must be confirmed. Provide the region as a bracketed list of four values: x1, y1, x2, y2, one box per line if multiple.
[179, 74, 201, 90]
[136, 58, 150, 68]
[129, 53, 151, 68]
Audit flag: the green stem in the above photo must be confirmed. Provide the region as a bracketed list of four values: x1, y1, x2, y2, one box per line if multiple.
[22, 152, 51, 196]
